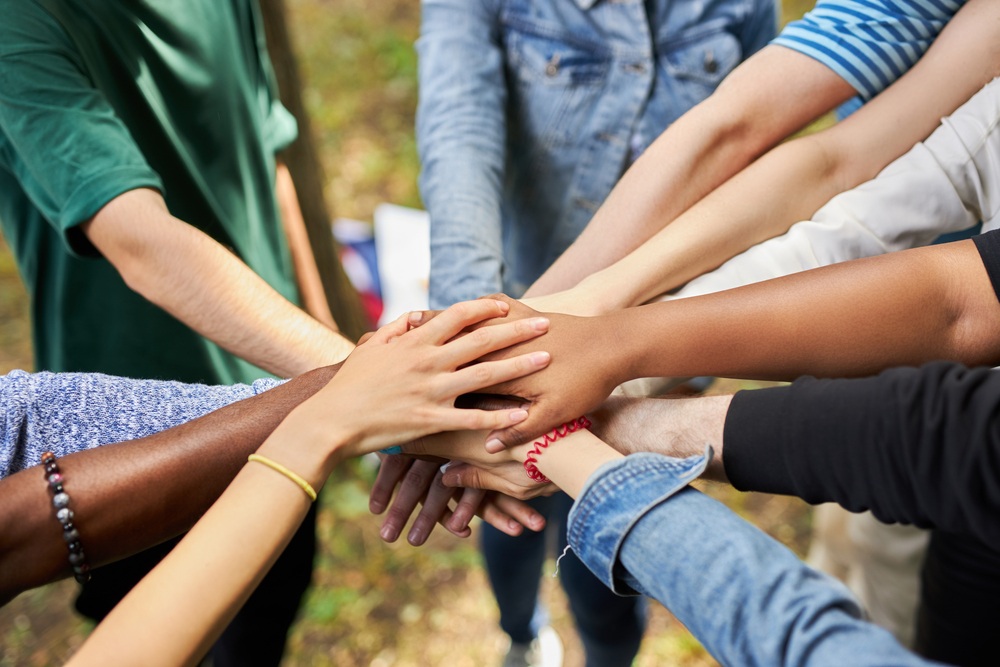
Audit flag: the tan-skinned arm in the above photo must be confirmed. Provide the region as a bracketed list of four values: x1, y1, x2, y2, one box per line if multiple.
[82, 188, 354, 377]
[527, 0, 1000, 309]
[481, 237, 1000, 448]
[274, 161, 338, 330]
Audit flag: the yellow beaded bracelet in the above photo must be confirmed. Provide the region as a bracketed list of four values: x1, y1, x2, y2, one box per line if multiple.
[247, 454, 317, 502]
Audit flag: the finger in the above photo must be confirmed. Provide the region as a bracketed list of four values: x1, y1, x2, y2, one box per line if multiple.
[407, 471, 455, 546]
[445, 351, 550, 402]
[379, 459, 440, 542]
[490, 493, 547, 532]
[357, 331, 376, 345]
[439, 316, 549, 368]
[367, 311, 412, 346]
[406, 309, 442, 330]
[435, 405, 530, 435]
[476, 502, 522, 537]
[484, 405, 564, 453]
[369, 454, 413, 514]
[440, 462, 543, 500]
[444, 486, 487, 534]
[412, 299, 510, 345]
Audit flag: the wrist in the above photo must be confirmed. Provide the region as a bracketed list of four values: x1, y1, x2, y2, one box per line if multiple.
[575, 272, 622, 316]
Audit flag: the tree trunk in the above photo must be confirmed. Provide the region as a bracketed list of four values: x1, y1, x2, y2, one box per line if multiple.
[259, 0, 370, 341]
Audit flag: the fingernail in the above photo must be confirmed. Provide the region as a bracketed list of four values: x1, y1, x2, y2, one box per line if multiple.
[407, 527, 425, 545]
[530, 351, 551, 365]
[508, 519, 520, 531]
[370, 500, 385, 514]
[493, 299, 510, 313]
[439, 461, 451, 474]
[509, 409, 528, 423]
[407, 311, 422, 325]
[485, 438, 505, 453]
[380, 525, 398, 542]
[530, 317, 549, 332]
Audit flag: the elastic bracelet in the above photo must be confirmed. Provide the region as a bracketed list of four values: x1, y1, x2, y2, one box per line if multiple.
[40, 452, 91, 584]
[247, 454, 317, 502]
[523, 416, 592, 484]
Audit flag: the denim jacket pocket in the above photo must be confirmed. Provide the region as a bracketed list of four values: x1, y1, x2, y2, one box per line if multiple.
[662, 28, 741, 105]
[504, 27, 610, 146]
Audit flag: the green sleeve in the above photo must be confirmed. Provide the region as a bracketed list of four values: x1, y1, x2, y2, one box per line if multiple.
[0, 3, 163, 256]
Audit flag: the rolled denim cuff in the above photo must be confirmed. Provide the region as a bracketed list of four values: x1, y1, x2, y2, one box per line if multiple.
[568, 450, 711, 595]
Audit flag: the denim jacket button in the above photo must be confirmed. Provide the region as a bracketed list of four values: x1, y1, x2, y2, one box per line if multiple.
[704, 50, 718, 74]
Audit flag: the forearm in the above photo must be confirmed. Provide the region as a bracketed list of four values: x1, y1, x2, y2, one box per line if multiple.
[614, 238, 1000, 383]
[275, 161, 338, 330]
[724, 363, 1000, 550]
[571, 458, 928, 667]
[0, 366, 336, 605]
[525, 46, 855, 298]
[589, 395, 730, 480]
[68, 461, 315, 667]
[84, 189, 354, 377]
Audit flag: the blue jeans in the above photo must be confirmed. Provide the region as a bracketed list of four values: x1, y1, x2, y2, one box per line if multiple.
[482, 492, 645, 667]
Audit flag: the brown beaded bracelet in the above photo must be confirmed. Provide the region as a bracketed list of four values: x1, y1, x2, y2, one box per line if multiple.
[41, 452, 91, 584]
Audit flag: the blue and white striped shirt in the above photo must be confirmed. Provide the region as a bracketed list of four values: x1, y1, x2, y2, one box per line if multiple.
[774, 0, 966, 101]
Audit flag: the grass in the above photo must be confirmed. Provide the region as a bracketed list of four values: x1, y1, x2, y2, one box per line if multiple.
[0, 1, 819, 664]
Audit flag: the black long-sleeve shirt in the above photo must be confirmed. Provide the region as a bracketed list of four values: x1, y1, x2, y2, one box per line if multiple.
[723, 229, 1000, 551]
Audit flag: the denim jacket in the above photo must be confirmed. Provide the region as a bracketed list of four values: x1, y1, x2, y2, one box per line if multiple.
[418, 0, 777, 307]
[568, 453, 941, 666]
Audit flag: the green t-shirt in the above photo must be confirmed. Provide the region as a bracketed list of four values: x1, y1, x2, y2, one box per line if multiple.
[0, 0, 300, 384]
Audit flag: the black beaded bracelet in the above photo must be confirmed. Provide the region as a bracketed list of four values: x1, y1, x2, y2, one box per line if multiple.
[41, 452, 91, 584]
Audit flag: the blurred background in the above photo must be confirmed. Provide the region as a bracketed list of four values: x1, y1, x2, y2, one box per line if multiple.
[1, 0, 819, 664]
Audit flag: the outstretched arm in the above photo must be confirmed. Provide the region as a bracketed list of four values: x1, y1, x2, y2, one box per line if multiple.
[83, 188, 354, 377]
[528, 0, 1000, 311]
[417, 0, 508, 308]
[481, 229, 1000, 447]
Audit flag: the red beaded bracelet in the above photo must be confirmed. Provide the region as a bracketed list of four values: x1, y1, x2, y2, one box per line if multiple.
[523, 416, 592, 483]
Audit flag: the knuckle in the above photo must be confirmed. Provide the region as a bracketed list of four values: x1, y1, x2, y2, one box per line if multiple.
[471, 363, 494, 385]
[469, 326, 493, 347]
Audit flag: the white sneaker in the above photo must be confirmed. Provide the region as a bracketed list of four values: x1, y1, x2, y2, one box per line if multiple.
[502, 626, 563, 667]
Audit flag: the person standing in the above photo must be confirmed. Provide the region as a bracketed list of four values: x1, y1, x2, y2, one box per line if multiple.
[416, 1, 777, 663]
[0, 1, 353, 664]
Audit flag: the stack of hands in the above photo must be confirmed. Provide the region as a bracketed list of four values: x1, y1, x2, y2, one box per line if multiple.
[363, 294, 634, 547]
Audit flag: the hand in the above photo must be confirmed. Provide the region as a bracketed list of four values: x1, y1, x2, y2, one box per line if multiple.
[440, 462, 558, 500]
[402, 430, 557, 500]
[470, 295, 628, 451]
[369, 454, 545, 545]
[321, 298, 552, 457]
